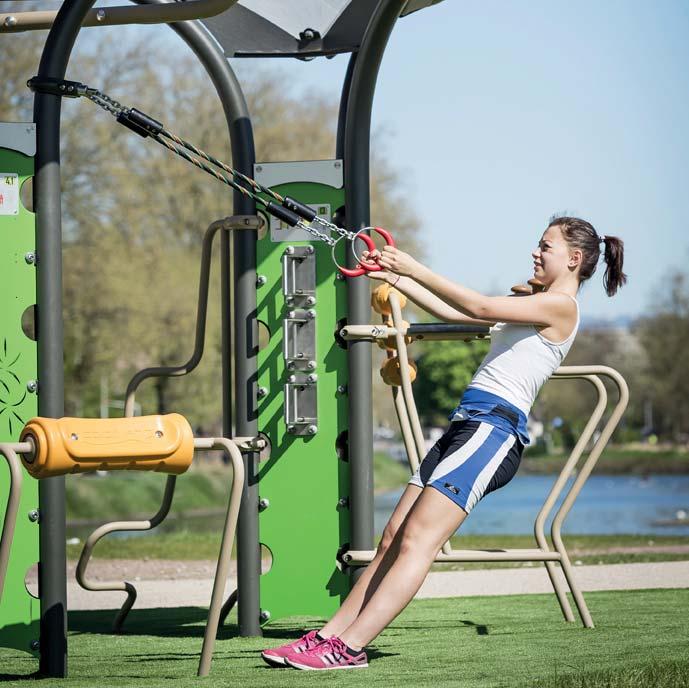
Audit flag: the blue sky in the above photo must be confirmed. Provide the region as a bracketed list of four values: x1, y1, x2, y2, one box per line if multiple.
[233, 0, 689, 322]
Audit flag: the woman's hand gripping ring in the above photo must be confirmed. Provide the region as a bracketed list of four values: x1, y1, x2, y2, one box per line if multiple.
[338, 227, 396, 278]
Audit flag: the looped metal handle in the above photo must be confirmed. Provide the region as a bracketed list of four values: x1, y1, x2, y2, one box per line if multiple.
[339, 227, 395, 278]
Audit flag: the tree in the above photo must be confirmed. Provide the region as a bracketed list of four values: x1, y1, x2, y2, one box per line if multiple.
[634, 270, 689, 442]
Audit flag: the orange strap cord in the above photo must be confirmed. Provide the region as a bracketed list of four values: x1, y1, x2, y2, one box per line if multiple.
[20, 414, 194, 479]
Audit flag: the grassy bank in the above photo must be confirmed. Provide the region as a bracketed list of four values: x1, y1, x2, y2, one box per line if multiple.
[2, 589, 688, 686]
[521, 446, 689, 475]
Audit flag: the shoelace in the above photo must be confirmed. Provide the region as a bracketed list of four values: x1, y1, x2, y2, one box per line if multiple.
[314, 636, 349, 659]
[296, 631, 320, 652]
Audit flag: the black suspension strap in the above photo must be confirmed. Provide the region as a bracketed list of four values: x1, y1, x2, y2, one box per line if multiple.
[26, 76, 352, 246]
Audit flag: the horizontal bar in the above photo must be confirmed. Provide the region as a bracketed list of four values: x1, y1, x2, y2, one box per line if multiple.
[406, 323, 490, 337]
[341, 322, 489, 342]
[0, 0, 238, 33]
[343, 548, 563, 564]
[193, 436, 265, 452]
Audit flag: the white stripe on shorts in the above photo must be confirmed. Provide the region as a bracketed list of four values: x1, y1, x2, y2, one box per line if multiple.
[464, 432, 516, 513]
[426, 422, 494, 486]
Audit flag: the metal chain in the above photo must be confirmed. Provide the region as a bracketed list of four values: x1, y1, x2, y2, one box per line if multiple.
[296, 220, 337, 246]
[84, 88, 127, 117]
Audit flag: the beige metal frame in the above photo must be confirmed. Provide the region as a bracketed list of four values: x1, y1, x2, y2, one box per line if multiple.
[0, 442, 29, 603]
[0, 0, 238, 33]
[342, 292, 629, 628]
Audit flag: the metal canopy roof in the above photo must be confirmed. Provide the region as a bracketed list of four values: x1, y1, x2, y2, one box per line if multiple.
[202, 0, 444, 58]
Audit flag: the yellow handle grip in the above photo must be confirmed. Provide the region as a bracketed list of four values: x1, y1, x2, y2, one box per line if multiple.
[371, 283, 407, 315]
[20, 414, 194, 478]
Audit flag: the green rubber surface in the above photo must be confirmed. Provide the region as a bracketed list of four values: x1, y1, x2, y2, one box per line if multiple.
[0, 141, 40, 658]
[256, 179, 351, 623]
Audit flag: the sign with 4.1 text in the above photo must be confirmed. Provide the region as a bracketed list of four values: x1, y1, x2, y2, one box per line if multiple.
[0, 174, 19, 215]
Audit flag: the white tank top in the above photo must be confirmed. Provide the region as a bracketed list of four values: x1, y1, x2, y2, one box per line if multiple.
[469, 296, 580, 416]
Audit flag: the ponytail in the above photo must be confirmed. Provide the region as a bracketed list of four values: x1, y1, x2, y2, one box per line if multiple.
[548, 216, 628, 297]
[601, 235, 627, 296]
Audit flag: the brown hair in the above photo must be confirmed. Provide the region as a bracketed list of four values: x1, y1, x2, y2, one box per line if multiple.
[547, 215, 627, 296]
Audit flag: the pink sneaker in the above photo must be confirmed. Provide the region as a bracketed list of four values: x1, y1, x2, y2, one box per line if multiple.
[284, 636, 368, 671]
[261, 630, 322, 667]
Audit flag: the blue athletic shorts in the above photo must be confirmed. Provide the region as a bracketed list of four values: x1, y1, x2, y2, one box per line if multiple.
[409, 419, 523, 513]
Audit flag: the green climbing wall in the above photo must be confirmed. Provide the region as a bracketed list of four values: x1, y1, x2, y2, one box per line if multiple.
[0, 123, 40, 656]
[254, 160, 352, 623]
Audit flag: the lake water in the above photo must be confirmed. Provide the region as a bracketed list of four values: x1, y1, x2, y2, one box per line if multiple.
[67, 474, 689, 542]
[375, 474, 689, 536]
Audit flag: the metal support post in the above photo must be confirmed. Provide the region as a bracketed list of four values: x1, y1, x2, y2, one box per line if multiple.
[339, 0, 407, 581]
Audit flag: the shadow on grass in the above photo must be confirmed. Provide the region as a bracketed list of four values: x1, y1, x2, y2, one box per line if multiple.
[67, 608, 400, 668]
[68, 608, 334, 642]
[69, 607, 212, 639]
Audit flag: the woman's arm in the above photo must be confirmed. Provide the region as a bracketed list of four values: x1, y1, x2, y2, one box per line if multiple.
[382, 274, 495, 325]
[374, 247, 571, 326]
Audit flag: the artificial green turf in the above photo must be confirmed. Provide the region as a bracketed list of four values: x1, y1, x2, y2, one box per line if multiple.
[2, 589, 688, 687]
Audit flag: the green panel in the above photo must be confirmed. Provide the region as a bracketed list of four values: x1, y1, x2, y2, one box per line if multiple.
[0, 142, 40, 657]
[256, 178, 351, 623]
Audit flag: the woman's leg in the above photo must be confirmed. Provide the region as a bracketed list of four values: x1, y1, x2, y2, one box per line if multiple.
[318, 483, 423, 638]
[337, 486, 467, 650]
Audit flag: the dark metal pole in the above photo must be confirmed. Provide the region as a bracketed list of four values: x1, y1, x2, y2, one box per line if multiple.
[340, 0, 406, 580]
[34, 0, 99, 675]
[132, 0, 260, 636]
[231, 130, 261, 636]
[336, 54, 356, 160]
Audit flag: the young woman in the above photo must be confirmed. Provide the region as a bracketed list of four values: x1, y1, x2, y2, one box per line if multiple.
[261, 216, 626, 670]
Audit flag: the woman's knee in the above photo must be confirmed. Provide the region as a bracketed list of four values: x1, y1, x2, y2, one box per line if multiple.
[397, 520, 436, 558]
[377, 520, 401, 555]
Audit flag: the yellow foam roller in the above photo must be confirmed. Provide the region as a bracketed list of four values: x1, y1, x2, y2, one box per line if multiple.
[20, 414, 194, 479]
[371, 283, 407, 315]
[380, 356, 417, 387]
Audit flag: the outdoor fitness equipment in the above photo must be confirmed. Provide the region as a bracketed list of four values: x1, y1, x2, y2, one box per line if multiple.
[0, 0, 630, 678]
[341, 284, 630, 628]
[0, 413, 251, 677]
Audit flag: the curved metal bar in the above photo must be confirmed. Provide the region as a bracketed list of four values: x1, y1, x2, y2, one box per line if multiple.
[0, 442, 30, 603]
[0, 0, 238, 33]
[551, 365, 629, 628]
[74, 474, 177, 632]
[196, 437, 245, 677]
[218, 587, 238, 626]
[533, 373, 607, 623]
[124, 217, 232, 416]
